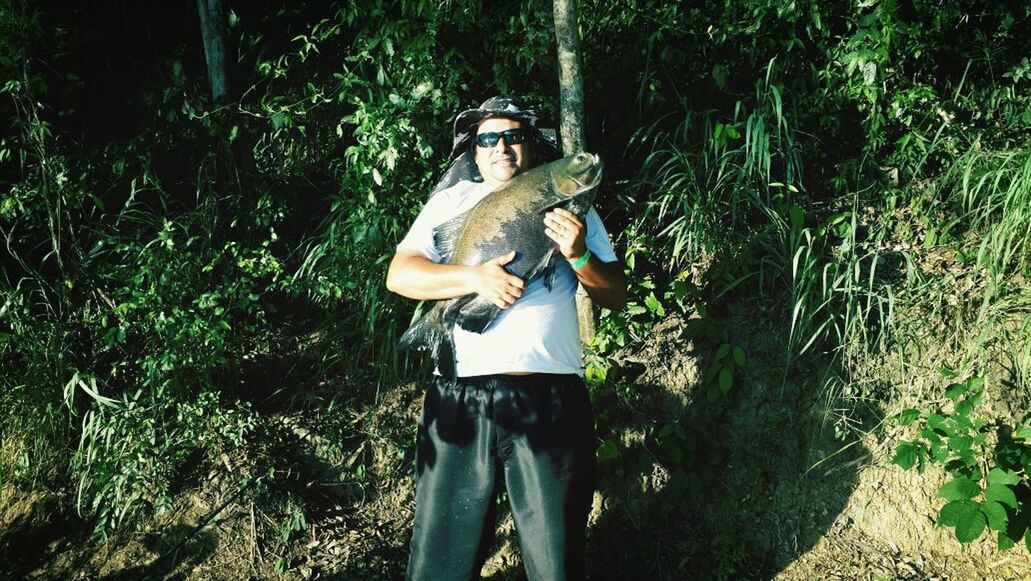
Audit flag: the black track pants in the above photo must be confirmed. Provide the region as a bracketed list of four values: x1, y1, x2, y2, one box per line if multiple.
[405, 373, 596, 581]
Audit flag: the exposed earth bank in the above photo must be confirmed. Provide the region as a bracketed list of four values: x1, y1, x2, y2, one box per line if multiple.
[2, 315, 1029, 580]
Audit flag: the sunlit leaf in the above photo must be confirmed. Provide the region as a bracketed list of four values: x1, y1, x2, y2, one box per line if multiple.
[953, 505, 986, 543]
[980, 500, 1008, 532]
[944, 382, 968, 400]
[892, 442, 918, 470]
[937, 478, 980, 501]
[938, 499, 975, 526]
[984, 483, 1017, 509]
[986, 468, 1020, 486]
[897, 408, 920, 426]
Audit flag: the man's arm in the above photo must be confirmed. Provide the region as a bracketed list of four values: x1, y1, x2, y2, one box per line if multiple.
[569, 254, 628, 310]
[386, 249, 526, 309]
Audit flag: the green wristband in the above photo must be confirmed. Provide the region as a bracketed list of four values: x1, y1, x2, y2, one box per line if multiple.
[569, 248, 592, 269]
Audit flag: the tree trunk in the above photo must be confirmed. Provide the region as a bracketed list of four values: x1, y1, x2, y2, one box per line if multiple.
[196, 0, 228, 103]
[553, 0, 596, 343]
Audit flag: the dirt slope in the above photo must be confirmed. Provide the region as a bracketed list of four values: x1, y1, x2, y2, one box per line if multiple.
[2, 314, 1029, 579]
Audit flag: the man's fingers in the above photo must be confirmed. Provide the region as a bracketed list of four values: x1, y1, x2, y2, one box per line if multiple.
[547, 208, 583, 228]
[493, 293, 517, 309]
[495, 281, 525, 308]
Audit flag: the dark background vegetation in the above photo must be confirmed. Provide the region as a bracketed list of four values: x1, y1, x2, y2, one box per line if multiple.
[2, 0, 1029, 578]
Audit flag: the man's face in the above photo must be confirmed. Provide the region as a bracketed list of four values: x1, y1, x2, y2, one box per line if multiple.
[474, 116, 535, 187]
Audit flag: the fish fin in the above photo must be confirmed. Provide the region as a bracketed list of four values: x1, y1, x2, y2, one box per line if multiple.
[456, 298, 501, 334]
[437, 298, 471, 379]
[432, 210, 471, 263]
[544, 254, 558, 291]
[437, 331, 457, 381]
[523, 247, 558, 291]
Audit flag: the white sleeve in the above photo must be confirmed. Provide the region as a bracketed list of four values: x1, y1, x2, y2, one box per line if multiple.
[584, 206, 618, 263]
[396, 194, 449, 262]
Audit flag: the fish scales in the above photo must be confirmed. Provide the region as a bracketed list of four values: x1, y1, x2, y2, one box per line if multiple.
[399, 152, 604, 380]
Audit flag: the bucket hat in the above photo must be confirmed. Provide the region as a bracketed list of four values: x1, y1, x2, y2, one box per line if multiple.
[430, 96, 560, 197]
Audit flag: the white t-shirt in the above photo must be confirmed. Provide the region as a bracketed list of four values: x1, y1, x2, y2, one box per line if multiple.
[398, 179, 618, 377]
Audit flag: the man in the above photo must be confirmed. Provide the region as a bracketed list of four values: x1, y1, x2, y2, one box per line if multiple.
[386, 96, 627, 580]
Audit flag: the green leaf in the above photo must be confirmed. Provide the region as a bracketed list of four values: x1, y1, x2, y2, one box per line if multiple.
[953, 415, 974, 434]
[923, 228, 937, 247]
[597, 440, 620, 460]
[938, 499, 975, 526]
[937, 478, 980, 501]
[897, 408, 920, 426]
[998, 532, 1015, 550]
[921, 426, 942, 445]
[706, 384, 721, 403]
[954, 396, 977, 417]
[980, 501, 1008, 532]
[1014, 423, 1031, 440]
[944, 382, 968, 400]
[712, 64, 727, 90]
[789, 204, 804, 232]
[938, 365, 957, 379]
[1026, 530, 1031, 552]
[954, 505, 987, 543]
[892, 442, 919, 470]
[947, 435, 973, 453]
[732, 346, 745, 367]
[715, 344, 731, 360]
[966, 376, 985, 390]
[986, 468, 1021, 486]
[984, 483, 1018, 509]
[644, 292, 665, 316]
[927, 414, 954, 437]
[718, 366, 734, 394]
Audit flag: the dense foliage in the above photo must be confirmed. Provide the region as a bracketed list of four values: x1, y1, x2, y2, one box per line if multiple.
[1, 0, 1029, 574]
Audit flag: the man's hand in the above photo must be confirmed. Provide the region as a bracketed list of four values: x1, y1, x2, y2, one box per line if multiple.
[544, 208, 587, 261]
[475, 251, 525, 309]
[543, 207, 628, 310]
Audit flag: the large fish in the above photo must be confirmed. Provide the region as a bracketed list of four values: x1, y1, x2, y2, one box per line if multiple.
[399, 152, 604, 379]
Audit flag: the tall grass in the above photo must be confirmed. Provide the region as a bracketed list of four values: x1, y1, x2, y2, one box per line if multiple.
[944, 147, 1031, 280]
[0, 282, 70, 491]
[786, 206, 910, 369]
[629, 60, 802, 271]
[628, 59, 903, 375]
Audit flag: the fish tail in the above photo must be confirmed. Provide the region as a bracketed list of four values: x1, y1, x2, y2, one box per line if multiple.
[399, 304, 445, 352]
[399, 304, 459, 380]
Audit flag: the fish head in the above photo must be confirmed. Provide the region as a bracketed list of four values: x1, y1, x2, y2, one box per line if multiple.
[550, 152, 603, 199]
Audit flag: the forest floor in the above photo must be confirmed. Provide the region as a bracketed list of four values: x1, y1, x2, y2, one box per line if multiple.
[2, 314, 1030, 580]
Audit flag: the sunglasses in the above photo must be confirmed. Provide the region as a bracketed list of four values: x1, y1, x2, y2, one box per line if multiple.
[475, 128, 529, 148]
